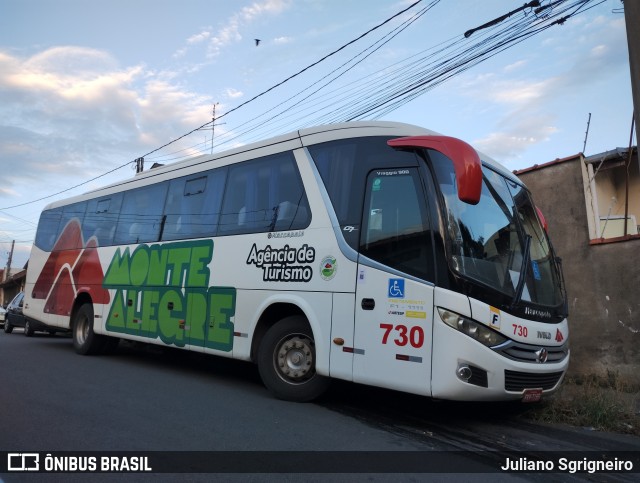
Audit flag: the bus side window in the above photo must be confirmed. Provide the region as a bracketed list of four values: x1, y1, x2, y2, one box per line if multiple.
[162, 168, 227, 241]
[360, 169, 435, 282]
[219, 153, 310, 235]
[57, 202, 88, 249]
[83, 194, 122, 247]
[114, 183, 168, 245]
[34, 208, 63, 251]
[308, 137, 420, 251]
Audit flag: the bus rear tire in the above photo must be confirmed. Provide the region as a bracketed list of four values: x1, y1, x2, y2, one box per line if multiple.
[257, 316, 330, 402]
[72, 303, 104, 355]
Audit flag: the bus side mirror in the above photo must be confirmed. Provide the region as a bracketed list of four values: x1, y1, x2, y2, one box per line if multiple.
[387, 135, 482, 205]
[536, 206, 548, 232]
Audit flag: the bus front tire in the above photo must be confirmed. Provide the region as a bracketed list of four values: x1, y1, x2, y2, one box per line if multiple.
[72, 304, 104, 355]
[257, 316, 330, 402]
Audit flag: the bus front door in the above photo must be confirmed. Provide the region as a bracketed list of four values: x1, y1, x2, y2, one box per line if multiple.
[353, 268, 433, 396]
[351, 168, 434, 396]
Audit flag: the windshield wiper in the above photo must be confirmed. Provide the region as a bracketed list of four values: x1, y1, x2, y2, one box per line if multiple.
[510, 234, 531, 309]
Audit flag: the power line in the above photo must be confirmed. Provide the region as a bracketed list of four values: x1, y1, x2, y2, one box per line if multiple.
[183, 0, 601, 155]
[0, 0, 603, 212]
[0, 0, 426, 211]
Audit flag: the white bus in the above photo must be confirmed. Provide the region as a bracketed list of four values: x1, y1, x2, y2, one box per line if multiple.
[23, 121, 569, 402]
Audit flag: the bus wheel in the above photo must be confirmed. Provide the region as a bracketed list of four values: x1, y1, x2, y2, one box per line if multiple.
[258, 316, 330, 402]
[24, 320, 34, 337]
[72, 304, 104, 355]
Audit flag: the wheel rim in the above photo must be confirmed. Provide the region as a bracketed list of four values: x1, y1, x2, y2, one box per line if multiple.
[75, 312, 89, 345]
[273, 333, 315, 384]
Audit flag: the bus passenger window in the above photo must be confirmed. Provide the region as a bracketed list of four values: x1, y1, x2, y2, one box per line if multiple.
[360, 169, 434, 282]
[162, 168, 226, 241]
[114, 183, 168, 245]
[54, 202, 88, 249]
[219, 153, 310, 235]
[34, 209, 63, 251]
[83, 194, 122, 247]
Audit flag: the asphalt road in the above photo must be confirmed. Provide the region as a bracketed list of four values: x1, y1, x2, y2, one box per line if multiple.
[1, 328, 639, 482]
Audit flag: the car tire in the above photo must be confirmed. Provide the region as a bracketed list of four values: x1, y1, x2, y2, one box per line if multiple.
[257, 316, 330, 402]
[3, 319, 13, 334]
[24, 320, 35, 337]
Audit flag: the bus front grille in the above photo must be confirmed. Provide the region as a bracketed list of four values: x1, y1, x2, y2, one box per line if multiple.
[494, 341, 569, 364]
[504, 370, 564, 391]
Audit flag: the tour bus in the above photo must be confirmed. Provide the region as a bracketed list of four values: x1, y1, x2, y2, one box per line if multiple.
[23, 121, 569, 403]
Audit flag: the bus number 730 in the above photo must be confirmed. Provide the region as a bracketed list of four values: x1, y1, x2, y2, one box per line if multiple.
[380, 323, 425, 349]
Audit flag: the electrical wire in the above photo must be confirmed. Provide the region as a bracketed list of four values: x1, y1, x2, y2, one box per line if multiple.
[0, 0, 426, 210]
[0, 0, 603, 212]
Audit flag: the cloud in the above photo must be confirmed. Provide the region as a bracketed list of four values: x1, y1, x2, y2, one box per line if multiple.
[503, 60, 527, 73]
[225, 88, 244, 99]
[187, 30, 212, 45]
[458, 15, 627, 163]
[206, 0, 292, 58]
[474, 116, 559, 162]
[240, 0, 290, 21]
[273, 36, 293, 45]
[0, 47, 214, 202]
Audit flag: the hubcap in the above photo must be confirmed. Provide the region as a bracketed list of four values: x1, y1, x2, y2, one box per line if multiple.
[275, 335, 314, 383]
[75, 315, 88, 345]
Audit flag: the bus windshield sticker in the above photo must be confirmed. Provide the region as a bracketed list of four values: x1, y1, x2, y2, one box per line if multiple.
[531, 260, 541, 280]
[375, 169, 410, 177]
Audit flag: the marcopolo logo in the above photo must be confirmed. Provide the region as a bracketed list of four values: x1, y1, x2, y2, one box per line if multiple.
[102, 239, 236, 352]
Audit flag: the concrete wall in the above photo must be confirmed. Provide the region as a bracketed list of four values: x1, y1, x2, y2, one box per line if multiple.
[517, 158, 640, 384]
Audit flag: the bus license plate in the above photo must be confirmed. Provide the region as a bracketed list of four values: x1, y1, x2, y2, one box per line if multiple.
[522, 388, 542, 403]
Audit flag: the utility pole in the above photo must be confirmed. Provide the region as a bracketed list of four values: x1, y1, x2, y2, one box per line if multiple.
[5, 240, 14, 280]
[624, 0, 640, 144]
[211, 102, 219, 154]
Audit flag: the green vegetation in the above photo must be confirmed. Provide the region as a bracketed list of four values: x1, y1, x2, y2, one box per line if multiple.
[522, 371, 640, 435]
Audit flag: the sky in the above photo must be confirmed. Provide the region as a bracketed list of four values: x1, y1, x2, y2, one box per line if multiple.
[0, 0, 633, 269]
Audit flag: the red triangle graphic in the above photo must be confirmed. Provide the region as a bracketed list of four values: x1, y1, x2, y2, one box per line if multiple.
[72, 239, 110, 304]
[33, 220, 83, 299]
[44, 267, 76, 316]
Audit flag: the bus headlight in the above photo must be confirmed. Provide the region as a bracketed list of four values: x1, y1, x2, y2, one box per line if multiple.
[438, 308, 507, 347]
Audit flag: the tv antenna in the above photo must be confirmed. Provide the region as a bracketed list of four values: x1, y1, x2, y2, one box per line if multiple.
[582, 112, 591, 154]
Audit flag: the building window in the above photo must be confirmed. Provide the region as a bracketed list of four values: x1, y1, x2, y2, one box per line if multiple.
[582, 148, 639, 242]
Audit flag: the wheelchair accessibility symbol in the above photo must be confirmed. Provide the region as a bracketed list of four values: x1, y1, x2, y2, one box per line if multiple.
[388, 278, 405, 298]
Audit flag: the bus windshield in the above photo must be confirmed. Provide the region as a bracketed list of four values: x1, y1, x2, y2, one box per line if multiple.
[431, 151, 565, 316]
